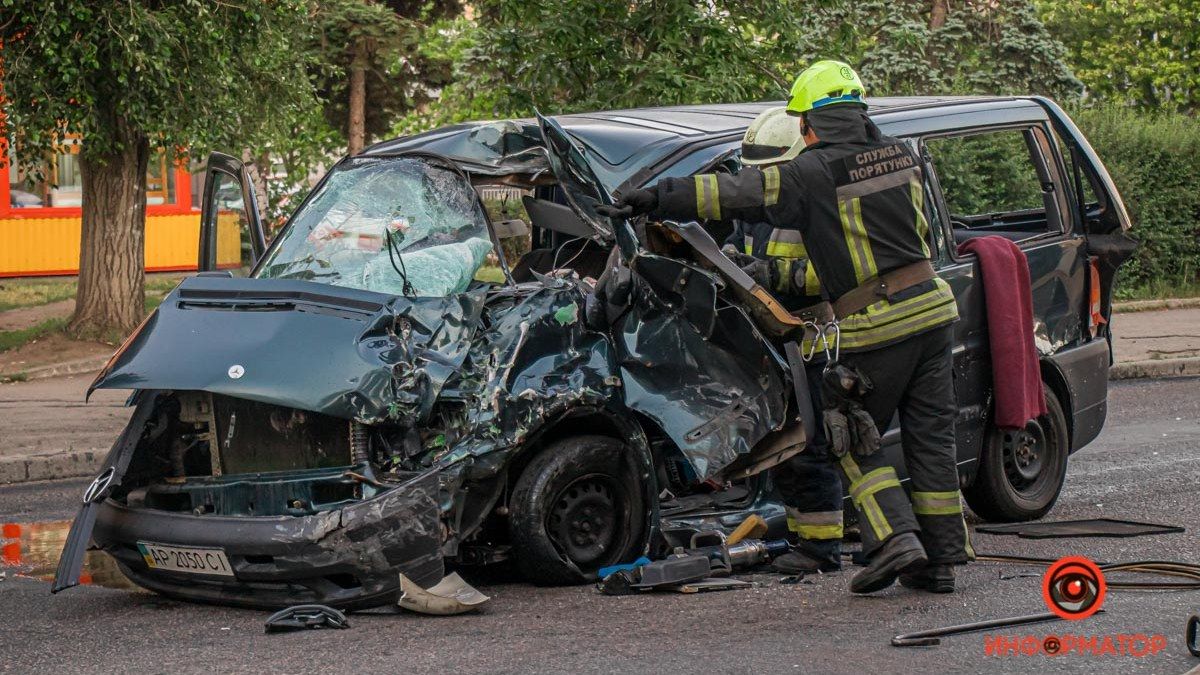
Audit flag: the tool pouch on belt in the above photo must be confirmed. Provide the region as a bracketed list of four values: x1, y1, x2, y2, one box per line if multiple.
[820, 363, 881, 458]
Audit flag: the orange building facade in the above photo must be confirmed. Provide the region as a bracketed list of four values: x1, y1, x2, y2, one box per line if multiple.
[0, 137, 210, 278]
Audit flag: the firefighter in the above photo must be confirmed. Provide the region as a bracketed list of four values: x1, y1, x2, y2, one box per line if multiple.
[726, 107, 842, 574]
[597, 60, 972, 594]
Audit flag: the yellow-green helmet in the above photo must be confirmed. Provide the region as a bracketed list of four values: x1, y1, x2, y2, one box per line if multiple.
[786, 60, 866, 116]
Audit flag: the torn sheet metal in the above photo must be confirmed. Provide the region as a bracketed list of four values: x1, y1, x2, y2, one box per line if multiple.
[398, 572, 490, 615]
[614, 254, 789, 479]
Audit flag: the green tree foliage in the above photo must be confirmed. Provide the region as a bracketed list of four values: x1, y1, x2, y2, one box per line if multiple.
[405, 0, 1080, 128]
[1, 1, 315, 168]
[1073, 106, 1200, 289]
[311, 0, 461, 154]
[790, 0, 1081, 98]
[1040, 0, 1200, 111]
[1, 0, 317, 336]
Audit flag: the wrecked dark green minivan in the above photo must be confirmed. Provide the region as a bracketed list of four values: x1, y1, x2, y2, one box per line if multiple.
[52, 116, 801, 609]
[54, 98, 1133, 609]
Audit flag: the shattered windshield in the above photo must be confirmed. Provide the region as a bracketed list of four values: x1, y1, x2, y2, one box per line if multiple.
[256, 156, 494, 296]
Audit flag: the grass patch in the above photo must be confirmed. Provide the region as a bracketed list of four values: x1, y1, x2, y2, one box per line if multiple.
[146, 274, 187, 294]
[0, 372, 29, 383]
[1113, 279, 1200, 302]
[0, 317, 68, 352]
[0, 279, 77, 311]
[0, 274, 185, 314]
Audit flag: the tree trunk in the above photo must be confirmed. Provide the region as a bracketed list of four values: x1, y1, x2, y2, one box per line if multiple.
[930, 0, 948, 29]
[348, 46, 367, 156]
[69, 118, 149, 340]
[242, 148, 271, 226]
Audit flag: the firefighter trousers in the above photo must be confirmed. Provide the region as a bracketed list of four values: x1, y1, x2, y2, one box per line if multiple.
[835, 325, 973, 565]
[773, 362, 843, 565]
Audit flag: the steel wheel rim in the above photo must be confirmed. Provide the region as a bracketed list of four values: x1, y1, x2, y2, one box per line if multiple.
[547, 474, 619, 566]
[1002, 419, 1051, 493]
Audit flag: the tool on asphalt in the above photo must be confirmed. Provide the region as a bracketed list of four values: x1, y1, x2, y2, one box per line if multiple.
[264, 604, 350, 633]
[398, 572, 490, 615]
[979, 553, 1200, 590]
[1187, 614, 1200, 657]
[725, 514, 769, 546]
[599, 532, 787, 595]
[668, 578, 754, 593]
[891, 611, 1088, 647]
[629, 553, 713, 590]
[687, 530, 790, 574]
[598, 556, 652, 580]
[976, 518, 1184, 539]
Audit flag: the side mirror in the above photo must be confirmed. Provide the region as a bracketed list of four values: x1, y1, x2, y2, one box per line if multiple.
[198, 152, 267, 274]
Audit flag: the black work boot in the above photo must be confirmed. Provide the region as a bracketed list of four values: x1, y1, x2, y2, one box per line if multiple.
[900, 563, 955, 593]
[849, 532, 928, 594]
[772, 548, 841, 574]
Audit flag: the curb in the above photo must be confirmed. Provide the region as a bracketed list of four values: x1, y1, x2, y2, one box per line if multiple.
[0, 355, 109, 383]
[1110, 356, 1200, 381]
[1112, 297, 1200, 313]
[0, 449, 104, 485]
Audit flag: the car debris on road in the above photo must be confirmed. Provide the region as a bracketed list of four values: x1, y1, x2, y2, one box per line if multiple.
[398, 572, 491, 615]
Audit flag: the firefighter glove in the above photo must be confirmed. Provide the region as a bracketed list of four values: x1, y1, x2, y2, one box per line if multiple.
[823, 409, 852, 458]
[596, 188, 658, 219]
[820, 363, 880, 457]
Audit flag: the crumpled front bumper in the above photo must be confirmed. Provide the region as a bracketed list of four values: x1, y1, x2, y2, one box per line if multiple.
[93, 472, 444, 610]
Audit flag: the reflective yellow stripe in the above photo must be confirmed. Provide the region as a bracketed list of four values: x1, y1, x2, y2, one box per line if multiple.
[840, 453, 863, 481]
[772, 259, 790, 293]
[766, 228, 806, 258]
[766, 243, 806, 257]
[786, 508, 844, 540]
[763, 165, 781, 206]
[853, 198, 877, 277]
[695, 174, 721, 220]
[850, 466, 902, 502]
[790, 522, 845, 539]
[840, 197, 877, 284]
[840, 456, 895, 541]
[911, 178, 931, 257]
[911, 490, 963, 516]
[743, 235, 754, 255]
[839, 299, 958, 350]
[838, 280, 955, 331]
[804, 263, 821, 296]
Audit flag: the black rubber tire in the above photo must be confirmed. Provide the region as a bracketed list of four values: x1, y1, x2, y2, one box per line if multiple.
[509, 435, 645, 585]
[964, 387, 1070, 522]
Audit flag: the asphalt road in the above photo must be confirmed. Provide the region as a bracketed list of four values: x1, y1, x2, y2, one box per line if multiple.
[2, 377, 1200, 674]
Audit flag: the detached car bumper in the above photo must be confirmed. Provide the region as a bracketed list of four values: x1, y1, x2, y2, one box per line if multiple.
[93, 473, 444, 610]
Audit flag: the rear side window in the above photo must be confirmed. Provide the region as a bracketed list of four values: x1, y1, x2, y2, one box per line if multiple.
[924, 127, 1065, 242]
[926, 130, 1044, 217]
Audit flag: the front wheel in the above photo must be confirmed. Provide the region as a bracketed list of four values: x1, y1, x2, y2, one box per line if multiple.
[964, 387, 1070, 522]
[508, 435, 646, 585]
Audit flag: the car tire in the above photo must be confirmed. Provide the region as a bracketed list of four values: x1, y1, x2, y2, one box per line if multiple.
[964, 386, 1070, 522]
[509, 435, 646, 585]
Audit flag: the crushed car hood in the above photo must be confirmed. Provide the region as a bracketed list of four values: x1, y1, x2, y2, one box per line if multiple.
[89, 276, 485, 425]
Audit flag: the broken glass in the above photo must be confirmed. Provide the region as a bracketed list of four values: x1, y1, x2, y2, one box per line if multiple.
[257, 156, 493, 296]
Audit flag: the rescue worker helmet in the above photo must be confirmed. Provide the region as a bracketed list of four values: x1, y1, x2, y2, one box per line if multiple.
[741, 107, 805, 166]
[786, 60, 867, 116]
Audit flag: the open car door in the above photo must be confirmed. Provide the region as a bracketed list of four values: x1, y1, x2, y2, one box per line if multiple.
[198, 152, 267, 274]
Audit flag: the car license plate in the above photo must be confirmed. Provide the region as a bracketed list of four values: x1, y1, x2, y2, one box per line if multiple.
[137, 541, 234, 577]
